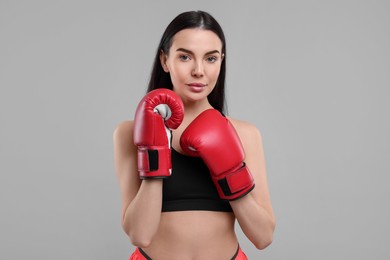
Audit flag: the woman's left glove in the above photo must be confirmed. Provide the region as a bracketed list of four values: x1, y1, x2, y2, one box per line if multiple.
[180, 109, 255, 200]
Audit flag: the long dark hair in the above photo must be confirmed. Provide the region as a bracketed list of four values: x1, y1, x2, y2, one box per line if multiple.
[147, 10, 227, 114]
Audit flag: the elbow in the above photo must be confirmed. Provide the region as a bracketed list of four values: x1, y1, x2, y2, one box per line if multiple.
[254, 222, 275, 250]
[128, 234, 153, 248]
[122, 214, 160, 248]
[123, 224, 153, 248]
[254, 235, 273, 250]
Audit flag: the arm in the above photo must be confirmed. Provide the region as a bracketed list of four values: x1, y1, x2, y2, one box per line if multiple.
[180, 110, 275, 248]
[114, 89, 183, 247]
[113, 121, 162, 248]
[229, 120, 275, 249]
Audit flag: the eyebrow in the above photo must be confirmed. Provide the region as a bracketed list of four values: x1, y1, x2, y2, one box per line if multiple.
[176, 48, 221, 56]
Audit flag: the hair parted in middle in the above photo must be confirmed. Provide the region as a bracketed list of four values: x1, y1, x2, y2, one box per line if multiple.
[146, 10, 227, 114]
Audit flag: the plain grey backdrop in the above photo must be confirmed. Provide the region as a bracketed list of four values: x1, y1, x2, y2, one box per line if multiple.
[1, 0, 389, 259]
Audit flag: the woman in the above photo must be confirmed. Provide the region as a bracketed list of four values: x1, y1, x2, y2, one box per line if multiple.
[114, 11, 275, 260]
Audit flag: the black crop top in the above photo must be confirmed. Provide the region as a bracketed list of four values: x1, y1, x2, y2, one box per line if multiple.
[162, 149, 233, 212]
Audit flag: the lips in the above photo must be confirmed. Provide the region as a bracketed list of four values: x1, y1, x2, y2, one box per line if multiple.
[187, 83, 207, 93]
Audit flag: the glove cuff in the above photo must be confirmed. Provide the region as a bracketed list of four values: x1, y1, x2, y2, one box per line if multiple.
[137, 146, 171, 179]
[215, 163, 255, 200]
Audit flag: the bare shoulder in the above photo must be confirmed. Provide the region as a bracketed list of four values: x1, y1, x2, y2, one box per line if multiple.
[113, 120, 136, 157]
[113, 120, 133, 138]
[227, 117, 263, 146]
[113, 120, 133, 143]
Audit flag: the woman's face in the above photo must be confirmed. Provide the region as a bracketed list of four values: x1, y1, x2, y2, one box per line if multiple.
[160, 28, 224, 104]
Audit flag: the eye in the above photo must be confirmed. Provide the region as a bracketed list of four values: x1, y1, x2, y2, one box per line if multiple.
[179, 54, 191, 61]
[206, 56, 218, 63]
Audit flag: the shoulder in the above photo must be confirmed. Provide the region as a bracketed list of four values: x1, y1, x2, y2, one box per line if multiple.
[113, 120, 134, 141]
[226, 117, 264, 159]
[227, 117, 263, 144]
[113, 120, 136, 156]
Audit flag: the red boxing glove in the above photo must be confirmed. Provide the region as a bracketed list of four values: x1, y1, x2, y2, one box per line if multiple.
[133, 89, 184, 178]
[180, 109, 255, 200]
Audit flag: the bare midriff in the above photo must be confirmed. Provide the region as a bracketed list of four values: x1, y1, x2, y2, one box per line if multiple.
[141, 211, 239, 260]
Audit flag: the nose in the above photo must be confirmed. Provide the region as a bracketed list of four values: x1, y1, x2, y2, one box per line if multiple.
[191, 61, 204, 77]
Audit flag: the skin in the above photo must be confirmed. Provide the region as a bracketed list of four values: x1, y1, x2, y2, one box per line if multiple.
[113, 28, 275, 259]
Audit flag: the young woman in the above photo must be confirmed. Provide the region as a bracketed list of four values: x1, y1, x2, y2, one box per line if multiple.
[114, 11, 275, 260]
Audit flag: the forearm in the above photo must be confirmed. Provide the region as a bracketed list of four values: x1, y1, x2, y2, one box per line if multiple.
[230, 193, 275, 249]
[123, 179, 163, 247]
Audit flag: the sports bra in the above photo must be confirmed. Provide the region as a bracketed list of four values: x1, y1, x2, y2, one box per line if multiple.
[162, 148, 233, 212]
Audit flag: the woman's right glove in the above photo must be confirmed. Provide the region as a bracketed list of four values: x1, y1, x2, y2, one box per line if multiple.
[133, 89, 184, 179]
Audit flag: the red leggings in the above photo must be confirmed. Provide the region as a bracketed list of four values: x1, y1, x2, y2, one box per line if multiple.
[129, 245, 248, 260]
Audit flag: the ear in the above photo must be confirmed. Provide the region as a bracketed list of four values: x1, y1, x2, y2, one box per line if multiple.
[160, 50, 169, 73]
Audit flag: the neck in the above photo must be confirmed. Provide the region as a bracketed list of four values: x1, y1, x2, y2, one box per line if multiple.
[183, 99, 213, 119]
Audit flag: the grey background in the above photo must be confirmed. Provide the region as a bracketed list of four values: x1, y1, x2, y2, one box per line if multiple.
[1, 0, 389, 259]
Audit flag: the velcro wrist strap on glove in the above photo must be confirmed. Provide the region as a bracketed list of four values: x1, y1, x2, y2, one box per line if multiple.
[217, 163, 255, 200]
[137, 146, 171, 179]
